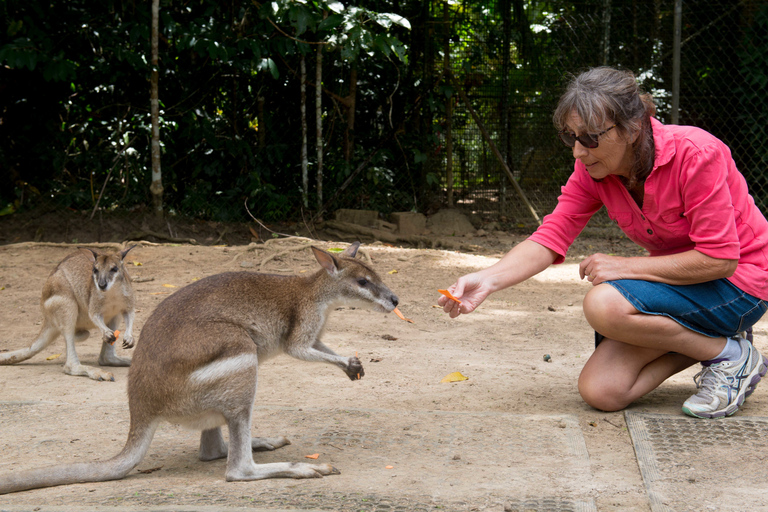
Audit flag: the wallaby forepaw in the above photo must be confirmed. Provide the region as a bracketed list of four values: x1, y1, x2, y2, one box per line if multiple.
[122, 336, 135, 349]
[103, 331, 118, 345]
[345, 356, 364, 380]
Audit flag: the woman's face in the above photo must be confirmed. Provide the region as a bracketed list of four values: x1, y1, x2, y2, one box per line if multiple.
[564, 110, 635, 181]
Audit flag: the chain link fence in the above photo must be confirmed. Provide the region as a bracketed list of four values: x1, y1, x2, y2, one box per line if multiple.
[436, 0, 768, 230]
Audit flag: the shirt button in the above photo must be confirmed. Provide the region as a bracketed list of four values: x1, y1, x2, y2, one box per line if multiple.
[647, 229, 653, 235]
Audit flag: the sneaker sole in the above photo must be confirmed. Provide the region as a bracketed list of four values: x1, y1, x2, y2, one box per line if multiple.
[682, 355, 768, 419]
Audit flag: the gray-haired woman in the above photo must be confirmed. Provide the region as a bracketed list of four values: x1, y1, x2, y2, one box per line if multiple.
[439, 66, 768, 419]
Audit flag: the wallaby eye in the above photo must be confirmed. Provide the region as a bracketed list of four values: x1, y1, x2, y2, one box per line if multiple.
[357, 278, 368, 287]
[110, 266, 118, 273]
[92, 267, 98, 274]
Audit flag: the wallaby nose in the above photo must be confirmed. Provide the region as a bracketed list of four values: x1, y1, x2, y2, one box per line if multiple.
[99, 280, 109, 290]
[391, 295, 399, 307]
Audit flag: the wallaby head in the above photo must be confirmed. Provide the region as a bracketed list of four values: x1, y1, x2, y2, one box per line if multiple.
[311, 242, 399, 313]
[83, 245, 135, 292]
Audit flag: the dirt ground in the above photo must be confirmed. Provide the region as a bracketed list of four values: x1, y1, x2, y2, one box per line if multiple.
[1, 216, 767, 511]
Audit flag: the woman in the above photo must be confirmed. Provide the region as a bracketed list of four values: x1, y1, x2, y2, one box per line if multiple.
[439, 66, 768, 419]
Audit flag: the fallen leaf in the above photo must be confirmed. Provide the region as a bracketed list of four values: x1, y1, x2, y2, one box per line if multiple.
[440, 371, 469, 383]
[381, 334, 397, 341]
[385, 465, 394, 469]
[132, 261, 143, 266]
[162, 284, 177, 288]
[305, 453, 320, 459]
[388, 269, 398, 274]
[150, 292, 169, 295]
[392, 307, 414, 323]
[46, 353, 62, 361]
[249, 226, 259, 239]
[327, 248, 344, 253]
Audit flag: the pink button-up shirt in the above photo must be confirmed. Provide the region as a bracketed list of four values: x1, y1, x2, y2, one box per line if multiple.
[529, 117, 768, 300]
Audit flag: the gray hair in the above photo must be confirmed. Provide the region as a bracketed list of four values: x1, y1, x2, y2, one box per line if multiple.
[553, 67, 656, 187]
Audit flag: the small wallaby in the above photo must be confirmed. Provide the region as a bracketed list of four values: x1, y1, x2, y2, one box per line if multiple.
[0, 246, 136, 382]
[0, 242, 399, 494]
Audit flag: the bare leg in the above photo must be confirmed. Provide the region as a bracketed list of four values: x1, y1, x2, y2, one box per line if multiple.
[583, 284, 726, 360]
[578, 284, 730, 411]
[579, 338, 697, 411]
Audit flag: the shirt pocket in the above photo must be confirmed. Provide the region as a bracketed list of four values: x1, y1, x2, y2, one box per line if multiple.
[608, 211, 633, 229]
[659, 209, 690, 237]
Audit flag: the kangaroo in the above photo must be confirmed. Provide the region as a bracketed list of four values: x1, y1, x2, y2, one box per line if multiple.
[0, 242, 399, 494]
[0, 246, 136, 382]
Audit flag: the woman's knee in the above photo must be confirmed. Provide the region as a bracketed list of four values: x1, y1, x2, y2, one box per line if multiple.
[578, 367, 632, 412]
[582, 285, 633, 335]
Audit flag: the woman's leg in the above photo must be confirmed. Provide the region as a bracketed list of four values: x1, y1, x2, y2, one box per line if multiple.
[582, 283, 727, 361]
[578, 338, 697, 411]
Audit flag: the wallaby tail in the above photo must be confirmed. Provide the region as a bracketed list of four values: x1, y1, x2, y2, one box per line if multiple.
[0, 420, 158, 494]
[0, 324, 59, 365]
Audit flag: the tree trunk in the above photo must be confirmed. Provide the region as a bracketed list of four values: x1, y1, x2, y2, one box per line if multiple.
[149, 0, 163, 218]
[315, 43, 324, 220]
[301, 54, 309, 208]
[343, 68, 357, 163]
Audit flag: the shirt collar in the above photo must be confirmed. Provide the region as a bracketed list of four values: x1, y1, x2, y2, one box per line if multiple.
[651, 117, 676, 169]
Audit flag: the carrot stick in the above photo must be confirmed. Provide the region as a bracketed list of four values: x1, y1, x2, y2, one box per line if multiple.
[438, 289, 462, 304]
[392, 307, 415, 323]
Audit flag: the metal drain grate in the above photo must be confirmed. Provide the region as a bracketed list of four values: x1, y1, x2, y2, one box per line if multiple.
[625, 411, 768, 512]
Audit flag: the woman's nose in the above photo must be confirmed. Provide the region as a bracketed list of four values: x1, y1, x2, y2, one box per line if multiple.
[572, 141, 589, 159]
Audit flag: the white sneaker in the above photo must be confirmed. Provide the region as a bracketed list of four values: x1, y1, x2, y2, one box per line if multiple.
[682, 336, 767, 419]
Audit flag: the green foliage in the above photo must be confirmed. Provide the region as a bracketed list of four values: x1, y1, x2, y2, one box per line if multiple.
[0, 0, 415, 221]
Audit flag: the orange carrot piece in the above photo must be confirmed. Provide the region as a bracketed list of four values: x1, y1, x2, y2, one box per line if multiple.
[305, 453, 320, 459]
[114, 330, 120, 338]
[392, 307, 415, 323]
[438, 289, 462, 304]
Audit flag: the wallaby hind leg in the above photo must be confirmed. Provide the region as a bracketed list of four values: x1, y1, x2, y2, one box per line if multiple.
[224, 409, 339, 481]
[0, 322, 59, 365]
[98, 318, 131, 367]
[61, 317, 115, 381]
[198, 427, 291, 462]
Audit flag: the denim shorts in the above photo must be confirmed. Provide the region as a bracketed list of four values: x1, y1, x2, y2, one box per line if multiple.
[594, 278, 767, 345]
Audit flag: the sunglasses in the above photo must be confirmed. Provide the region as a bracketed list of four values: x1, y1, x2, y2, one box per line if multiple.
[558, 124, 617, 149]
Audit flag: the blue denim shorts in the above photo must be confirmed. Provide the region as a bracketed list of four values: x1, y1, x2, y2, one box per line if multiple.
[595, 278, 767, 344]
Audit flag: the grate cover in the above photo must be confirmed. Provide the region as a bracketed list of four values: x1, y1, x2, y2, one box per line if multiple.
[0, 403, 596, 511]
[625, 411, 768, 512]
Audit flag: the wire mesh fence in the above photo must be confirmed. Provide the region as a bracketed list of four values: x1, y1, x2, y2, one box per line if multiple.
[436, 0, 768, 229]
[4, 0, 768, 234]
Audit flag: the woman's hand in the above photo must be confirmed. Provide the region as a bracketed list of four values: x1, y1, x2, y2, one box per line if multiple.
[438, 273, 493, 318]
[579, 253, 626, 285]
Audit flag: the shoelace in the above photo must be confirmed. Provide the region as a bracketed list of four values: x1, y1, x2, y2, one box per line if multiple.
[692, 363, 733, 392]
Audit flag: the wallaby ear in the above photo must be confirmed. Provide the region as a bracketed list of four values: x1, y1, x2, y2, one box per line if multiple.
[79, 247, 98, 263]
[120, 244, 137, 260]
[341, 241, 361, 259]
[311, 246, 340, 275]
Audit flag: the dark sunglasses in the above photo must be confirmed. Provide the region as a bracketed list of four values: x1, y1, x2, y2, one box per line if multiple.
[558, 124, 617, 149]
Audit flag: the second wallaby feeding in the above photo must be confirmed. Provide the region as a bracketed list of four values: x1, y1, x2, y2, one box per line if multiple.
[0, 242, 399, 494]
[0, 246, 137, 382]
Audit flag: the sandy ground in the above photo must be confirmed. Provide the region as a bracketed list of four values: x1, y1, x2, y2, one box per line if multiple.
[1, 239, 767, 511]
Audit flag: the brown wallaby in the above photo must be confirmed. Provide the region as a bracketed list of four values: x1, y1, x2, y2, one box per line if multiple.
[0, 242, 399, 494]
[0, 246, 136, 382]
